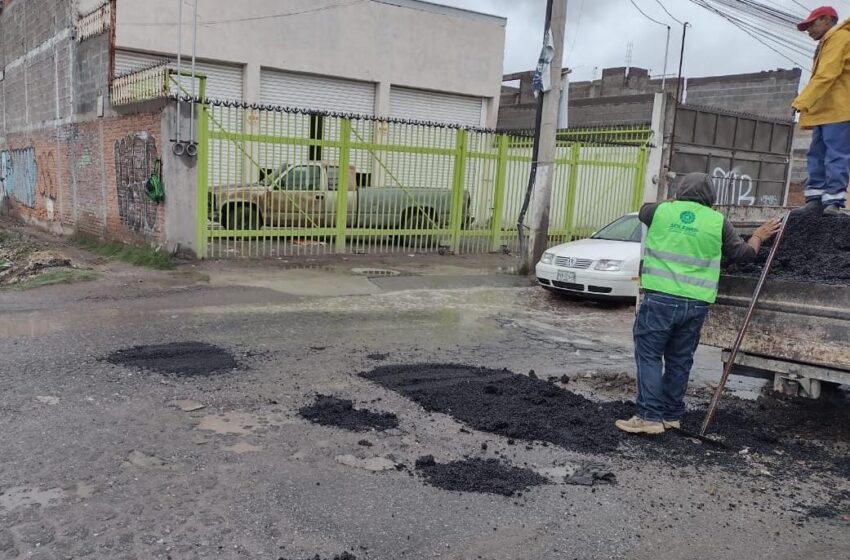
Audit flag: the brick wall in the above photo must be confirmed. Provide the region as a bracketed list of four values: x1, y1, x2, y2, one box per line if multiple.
[3, 112, 165, 243]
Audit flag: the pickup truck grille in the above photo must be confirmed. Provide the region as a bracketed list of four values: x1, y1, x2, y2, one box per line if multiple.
[554, 256, 593, 269]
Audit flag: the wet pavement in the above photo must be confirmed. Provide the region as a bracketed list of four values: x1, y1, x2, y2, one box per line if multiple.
[0, 251, 848, 560]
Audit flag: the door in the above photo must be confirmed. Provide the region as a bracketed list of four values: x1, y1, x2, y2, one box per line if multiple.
[269, 164, 328, 228]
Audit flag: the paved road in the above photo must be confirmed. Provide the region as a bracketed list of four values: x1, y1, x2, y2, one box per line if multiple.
[0, 255, 847, 560]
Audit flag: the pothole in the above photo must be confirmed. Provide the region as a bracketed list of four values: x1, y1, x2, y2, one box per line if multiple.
[105, 342, 238, 376]
[299, 395, 399, 432]
[350, 267, 401, 277]
[414, 455, 548, 496]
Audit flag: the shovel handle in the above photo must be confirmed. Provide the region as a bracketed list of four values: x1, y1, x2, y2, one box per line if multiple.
[699, 212, 791, 436]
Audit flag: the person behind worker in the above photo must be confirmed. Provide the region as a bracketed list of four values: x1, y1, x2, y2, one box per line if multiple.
[792, 6, 850, 216]
[615, 172, 781, 435]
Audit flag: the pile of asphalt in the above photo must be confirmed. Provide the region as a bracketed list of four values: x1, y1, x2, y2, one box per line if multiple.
[105, 342, 237, 376]
[279, 554, 357, 560]
[362, 364, 850, 477]
[414, 455, 547, 496]
[299, 395, 399, 432]
[726, 213, 850, 284]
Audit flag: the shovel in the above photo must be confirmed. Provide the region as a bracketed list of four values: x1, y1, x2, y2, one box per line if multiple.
[699, 212, 791, 436]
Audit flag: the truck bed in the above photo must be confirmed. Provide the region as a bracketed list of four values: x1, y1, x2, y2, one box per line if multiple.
[701, 274, 850, 395]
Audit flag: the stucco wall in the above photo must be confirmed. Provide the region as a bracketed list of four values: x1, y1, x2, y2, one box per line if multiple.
[114, 0, 506, 125]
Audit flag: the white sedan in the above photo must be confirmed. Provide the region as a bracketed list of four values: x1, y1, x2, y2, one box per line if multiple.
[535, 213, 642, 300]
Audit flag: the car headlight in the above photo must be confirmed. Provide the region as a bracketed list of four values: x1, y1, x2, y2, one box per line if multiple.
[540, 251, 555, 265]
[594, 259, 623, 271]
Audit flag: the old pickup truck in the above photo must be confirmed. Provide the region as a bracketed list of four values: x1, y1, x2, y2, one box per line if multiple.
[700, 206, 850, 399]
[209, 162, 470, 232]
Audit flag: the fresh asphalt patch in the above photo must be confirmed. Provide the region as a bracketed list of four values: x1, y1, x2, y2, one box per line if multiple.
[360, 363, 850, 478]
[299, 395, 399, 432]
[414, 455, 548, 496]
[105, 342, 238, 376]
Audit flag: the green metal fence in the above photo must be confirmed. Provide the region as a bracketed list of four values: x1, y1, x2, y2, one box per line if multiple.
[195, 99, 651, 258]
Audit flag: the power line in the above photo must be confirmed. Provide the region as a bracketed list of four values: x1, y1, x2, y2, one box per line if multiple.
[123, 0, 365, 27]
[653, 0, 684, 25]
[628, 0, 668, 27]
[565, 0, 585, 62]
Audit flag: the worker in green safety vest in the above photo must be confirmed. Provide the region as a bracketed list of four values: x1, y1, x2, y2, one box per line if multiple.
[615, 172, 782, 435]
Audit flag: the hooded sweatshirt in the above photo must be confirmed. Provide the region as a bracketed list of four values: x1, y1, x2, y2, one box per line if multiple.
[639, 172, 756, 264]
[793, 17, 850, 128]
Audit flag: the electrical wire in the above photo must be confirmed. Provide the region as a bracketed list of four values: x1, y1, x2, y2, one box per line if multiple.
[628, 0, 668, 27]
[688, 0, 813, 69]
[565, 0, 585, 62]
[653, 0, 685, 25]
[123, 0, 365, 27]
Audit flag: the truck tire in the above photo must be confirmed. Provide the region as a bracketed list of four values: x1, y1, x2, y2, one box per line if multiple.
[401, 208, 435, 248]
[225, 204, 261, 231]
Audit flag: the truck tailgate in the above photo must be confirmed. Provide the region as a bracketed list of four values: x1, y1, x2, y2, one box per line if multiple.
[702, 275, 850, 372]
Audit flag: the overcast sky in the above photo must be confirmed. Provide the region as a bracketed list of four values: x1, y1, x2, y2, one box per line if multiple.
[431, 0, 850, 82]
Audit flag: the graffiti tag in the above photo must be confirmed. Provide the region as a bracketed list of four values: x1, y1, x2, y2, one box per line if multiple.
[712, 167, 755, 206]
[114, 133, 159, 235]
[1, 148, 37, 208]
[38, 150, 59, 221]
[758, 194, 780, 206]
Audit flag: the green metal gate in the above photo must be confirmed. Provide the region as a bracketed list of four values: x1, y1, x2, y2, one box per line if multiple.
[195, 99, 651, 258]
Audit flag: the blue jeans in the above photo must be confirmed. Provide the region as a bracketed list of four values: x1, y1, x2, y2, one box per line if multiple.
[806, 121, 850, 208]
[634, 292, 710, 422]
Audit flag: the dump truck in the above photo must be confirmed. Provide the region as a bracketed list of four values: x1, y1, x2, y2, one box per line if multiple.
[209, 162, 470, 232]
[700, 206, 850, 399]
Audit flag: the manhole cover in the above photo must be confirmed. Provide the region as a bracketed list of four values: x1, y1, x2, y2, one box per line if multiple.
[350, 268, 401, 277]
[105, 342, 237, 376]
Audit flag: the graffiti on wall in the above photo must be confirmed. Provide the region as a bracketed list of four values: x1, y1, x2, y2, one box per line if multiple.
[38, 150, 59, 221]
[0, 148, 38, 208]
[712, 167, 755, 206]
[114, 133, 159, 235]
[0, 151, 9, 199]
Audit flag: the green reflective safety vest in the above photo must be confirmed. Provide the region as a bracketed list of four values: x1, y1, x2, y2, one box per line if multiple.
[641, 200, 724, 303]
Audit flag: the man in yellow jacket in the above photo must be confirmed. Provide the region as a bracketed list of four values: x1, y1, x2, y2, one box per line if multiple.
[793, 6, 850, 216]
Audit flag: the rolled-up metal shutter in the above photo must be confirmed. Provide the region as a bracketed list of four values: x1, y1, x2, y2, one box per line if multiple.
[114, 50, 243, 101]
[389, 86, 484, 127]
[259, 69, 375, 115]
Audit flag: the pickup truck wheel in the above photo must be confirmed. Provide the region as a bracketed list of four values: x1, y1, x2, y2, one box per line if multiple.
[400, 209, 434, 248]
[225, 205, 261, 231]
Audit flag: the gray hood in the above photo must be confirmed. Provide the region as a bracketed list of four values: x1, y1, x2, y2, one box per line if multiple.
[674, 172, 717, 207]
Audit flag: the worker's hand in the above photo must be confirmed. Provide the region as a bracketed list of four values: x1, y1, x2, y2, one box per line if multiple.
[752, 218, 782, 243]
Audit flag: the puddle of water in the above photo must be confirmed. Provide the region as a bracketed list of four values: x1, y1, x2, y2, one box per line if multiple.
[0, 486, 65, 512]
[197, 412, 259, 435]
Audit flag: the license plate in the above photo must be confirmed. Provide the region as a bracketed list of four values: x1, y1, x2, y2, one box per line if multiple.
[556, 270, 575, 282]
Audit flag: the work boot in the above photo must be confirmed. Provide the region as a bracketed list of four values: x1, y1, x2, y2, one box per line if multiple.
[790, 199, 822, 215]
[663, 420, 681, 429]
[615, 416, 665, 435]
[823, 204, 843, 216]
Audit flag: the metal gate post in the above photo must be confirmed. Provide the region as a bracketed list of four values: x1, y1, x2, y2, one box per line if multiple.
[489, 134, 509, 252]
[335, 118, 352, 253]
[631, 147, 649, 211]
[562, 142, 580, 241]
[194, 78, 209, 258]
[449, 128, 468, 252]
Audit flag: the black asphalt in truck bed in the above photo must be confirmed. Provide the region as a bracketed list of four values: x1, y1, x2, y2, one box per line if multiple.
[727, 213, 850, 284]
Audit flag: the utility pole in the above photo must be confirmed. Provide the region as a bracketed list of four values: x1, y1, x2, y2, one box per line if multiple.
[666, 22, 690, 182]
[519, 0, 567, 273]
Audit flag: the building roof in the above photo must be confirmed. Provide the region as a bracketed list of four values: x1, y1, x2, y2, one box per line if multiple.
[371, 0, 507, 25]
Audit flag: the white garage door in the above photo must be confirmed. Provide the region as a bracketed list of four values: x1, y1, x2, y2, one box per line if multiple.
[260, 69, 375, 115]
[114, 50, 243, 101]
[389, 87, 484, 127]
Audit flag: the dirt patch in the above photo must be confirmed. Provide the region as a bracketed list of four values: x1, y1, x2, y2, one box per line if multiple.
[797, 489, 850, 521]
[0, 230, 90, 288]
[105, 342, 238, 376]
[299, 395, 399, 432]
[362, 364, 850, 476]
[726, 213, 850, 284]
[414, 455, 547, 496]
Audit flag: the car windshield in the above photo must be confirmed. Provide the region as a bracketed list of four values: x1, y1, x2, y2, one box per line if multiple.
[591, 215, 641, 242]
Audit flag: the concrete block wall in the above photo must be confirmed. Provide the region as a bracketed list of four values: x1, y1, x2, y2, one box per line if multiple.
[685, 69, 801, 121]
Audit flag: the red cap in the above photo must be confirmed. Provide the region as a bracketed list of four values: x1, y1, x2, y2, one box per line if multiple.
[797, 6, 839, 31]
